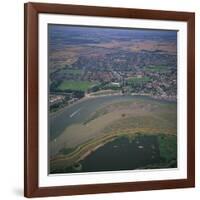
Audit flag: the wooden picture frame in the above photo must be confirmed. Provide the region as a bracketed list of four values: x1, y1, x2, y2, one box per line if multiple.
[24, 2, 195, 197]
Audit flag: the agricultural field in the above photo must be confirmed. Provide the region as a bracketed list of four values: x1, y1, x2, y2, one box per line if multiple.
[146, 65, 171, 73]
[57, 80, 95, 91]
[127, 76, 151, 85]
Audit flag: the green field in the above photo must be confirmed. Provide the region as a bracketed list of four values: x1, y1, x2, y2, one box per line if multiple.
[127, 76, 151, 85]
[137, 134, 177, 169]
[62, 69, 83, 75]
[58, 80, 94, 91]
[158, 134, 177, 162]
[146, 65, 170, 73]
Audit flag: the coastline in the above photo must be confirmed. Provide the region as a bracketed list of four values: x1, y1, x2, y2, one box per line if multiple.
[50, 125, 176, 170]
[50, 92, 177, 117]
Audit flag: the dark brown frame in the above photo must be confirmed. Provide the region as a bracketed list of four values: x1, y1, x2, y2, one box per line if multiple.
[24, 2, 195, 198]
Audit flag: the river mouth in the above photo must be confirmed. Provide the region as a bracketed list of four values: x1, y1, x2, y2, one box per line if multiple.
[50, 134, 177, 174]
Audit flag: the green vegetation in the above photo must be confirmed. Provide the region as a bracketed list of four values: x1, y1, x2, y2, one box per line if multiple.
[102, 83, 121, 90]
[158, 134, 177, 162]
[50, 80, 62, 92]
[50, 103, 61, 113]
[58, 80, 94, 91]
[127, 76, 151, 85]
[62, 69, 83, 75]
[89, 82, 121, 93]
[146, 65, 169, 73]
[138, 134, 177, 169]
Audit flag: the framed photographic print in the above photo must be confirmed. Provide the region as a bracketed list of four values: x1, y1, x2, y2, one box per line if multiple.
[24, 2, 195, 197]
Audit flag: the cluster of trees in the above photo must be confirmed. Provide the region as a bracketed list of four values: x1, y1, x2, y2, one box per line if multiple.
[49, 90, 85, 113]
[50, 80, 62, 92]
[88, 82, 121, 93]
[49, 81, 85, 113]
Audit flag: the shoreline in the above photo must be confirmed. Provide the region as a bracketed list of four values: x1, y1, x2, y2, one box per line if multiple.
[76, 136, 119, 163]
[50, 92, 177, 117]
[50, 126, 176, 169]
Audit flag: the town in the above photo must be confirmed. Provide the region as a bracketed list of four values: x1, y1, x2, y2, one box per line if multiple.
[49, 49, 177, 113]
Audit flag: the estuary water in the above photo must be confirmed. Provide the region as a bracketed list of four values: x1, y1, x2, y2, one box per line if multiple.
[49, 95, 172, 140]
[64, 135, 161, 173]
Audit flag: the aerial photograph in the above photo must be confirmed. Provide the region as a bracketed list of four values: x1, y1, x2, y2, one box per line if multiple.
[48, 24, 177, 174]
